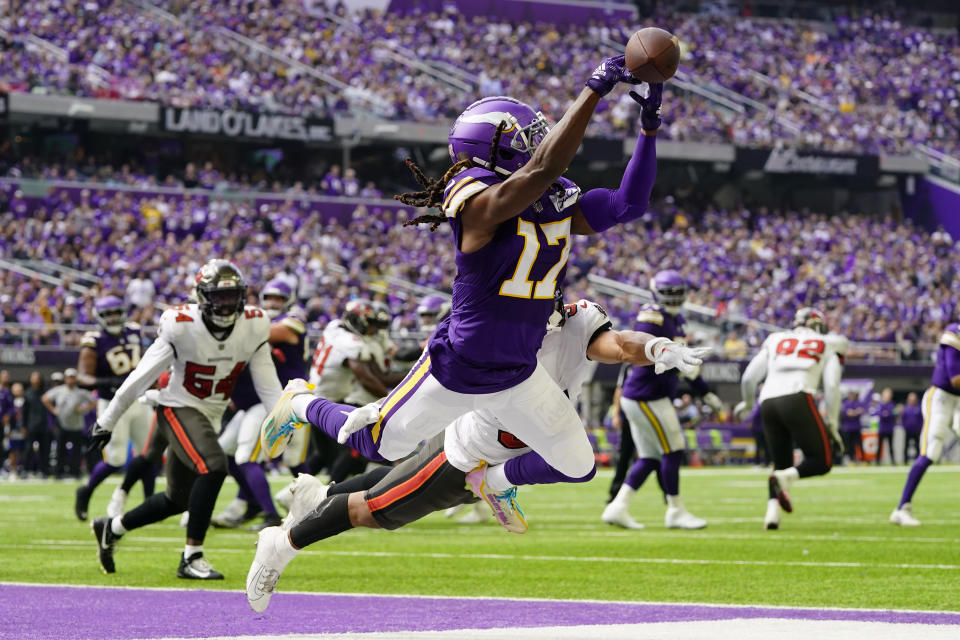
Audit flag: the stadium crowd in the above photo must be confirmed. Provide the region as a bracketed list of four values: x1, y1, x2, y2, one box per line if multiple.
[0, 178, 955, 354]
[3, 2, 957, 155]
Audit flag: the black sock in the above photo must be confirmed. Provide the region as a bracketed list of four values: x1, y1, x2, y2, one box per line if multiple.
[289, 493, 353, 549]
[141, 464, 160, 497]
[327, 465, 392, 496]
[185, 471, 226, 542]
[121, 456, 152, 493]
[121, 493, 181, 532]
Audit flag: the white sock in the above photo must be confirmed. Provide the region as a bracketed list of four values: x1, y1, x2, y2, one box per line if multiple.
[777, 467, 800, 487]
[184, 544, 203, 559]
[111, 516, 127, 536]
[666, 494, 683, 509]
[277, 530, 300, 561]
[613, 484, 637, 506]
[291, 395, 312, 422]
[483, 463, 513, 493]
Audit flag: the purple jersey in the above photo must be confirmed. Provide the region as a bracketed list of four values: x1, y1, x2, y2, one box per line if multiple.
[841, 398, 865, 432]
[872, 401, 896, 434]
[931, 323, 960, 396]
[79, 324, 144, 400]
[621, 304, 706, 401]
[901, 404, 923, 434]
[231, 309, 308, 410]
[427, 166, 580, 393]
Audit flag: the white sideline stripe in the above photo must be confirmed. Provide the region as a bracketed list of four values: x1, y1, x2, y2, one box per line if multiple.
[2, 580, 959, 617]
[136, 620, 960, 640]
[4, 543, 959, 571]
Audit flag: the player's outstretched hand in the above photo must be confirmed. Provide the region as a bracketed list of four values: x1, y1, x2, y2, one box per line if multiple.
[733, 401, 750, 421]
[653, 343, 711, 376]
[628, 83, 663, 132]
[85, 422, 112, 453]
[337, 402, 381, 445]
[138, 389, 161, 407]
[586, 55, 642, 98]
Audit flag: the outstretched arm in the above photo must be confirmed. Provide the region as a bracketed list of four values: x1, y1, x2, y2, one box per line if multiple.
[587, 329, 708, 375]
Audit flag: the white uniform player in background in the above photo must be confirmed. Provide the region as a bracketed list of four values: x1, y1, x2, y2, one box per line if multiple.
[737, 308, 847, 530]
[89, 259, 283, 580]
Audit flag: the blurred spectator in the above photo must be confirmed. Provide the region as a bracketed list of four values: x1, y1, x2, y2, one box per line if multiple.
[900, 391, 923, 464]
[5, 382, 27, 479]
[722, 331, 749, 359]
[23, 371, 51, 478]
[126, 271, 156, 309]
[872, 387, 896, 464]
[42, 368, 95, 479]
[840, 391, 866, 463]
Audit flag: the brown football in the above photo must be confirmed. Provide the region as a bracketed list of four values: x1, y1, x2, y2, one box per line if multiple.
[624, 27, 680, 83]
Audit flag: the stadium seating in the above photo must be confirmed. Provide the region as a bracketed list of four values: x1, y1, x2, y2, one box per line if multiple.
[4, 3, 957, 154]
[1, 176, 955, 353]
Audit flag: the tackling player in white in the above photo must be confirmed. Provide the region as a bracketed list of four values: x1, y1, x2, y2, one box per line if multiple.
[737, 307, 847, 530]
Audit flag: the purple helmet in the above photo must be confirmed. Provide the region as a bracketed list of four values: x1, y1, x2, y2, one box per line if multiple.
[416, 294, 451, 332]
[94, 295, 126, 336]
[650, 270, 687, 315]
[260, 278, 294, 319]
[448, 97, 550, 176]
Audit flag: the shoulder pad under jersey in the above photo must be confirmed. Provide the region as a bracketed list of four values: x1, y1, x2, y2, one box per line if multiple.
[442, 166, 499, 219]
[80, 331, 101, 349]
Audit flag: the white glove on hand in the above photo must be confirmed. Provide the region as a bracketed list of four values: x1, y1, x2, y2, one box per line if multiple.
[337, 402, 381, 445]
[702, 391, 724, 414]
[645, 337, 712, 375]
[828, 422, 845, 456]
[733, 400, 750, 421]
[138, 389, 161, 407]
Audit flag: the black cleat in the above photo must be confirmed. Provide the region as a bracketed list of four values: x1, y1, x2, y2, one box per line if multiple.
[764, 521, 779, 530]
[247, 513, 283, 533]
[75, 486, 91, 521]
[768, 475, 793, 513]
[91, 517, 121, 574]
[177, 553, 224, 580]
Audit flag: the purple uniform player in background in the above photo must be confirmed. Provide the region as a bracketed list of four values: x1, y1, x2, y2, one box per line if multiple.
[891, 323, 960, 526]
[215, 279, 311, 531]
[75, 296, 153, 521]
[872, 388, 896, 465]
[263, 54, 669, 532]
[603, 271, 722, 530]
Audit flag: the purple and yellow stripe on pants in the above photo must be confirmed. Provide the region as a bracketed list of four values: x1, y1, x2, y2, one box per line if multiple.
[372, 353, 432, 443]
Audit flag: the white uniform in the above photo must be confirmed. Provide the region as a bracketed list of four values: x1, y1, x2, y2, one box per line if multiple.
[98, 304, 283, 433]
[344, 333, 392, 406]
[309, 319, 369, 402]
[444, 301, 609, 472]
[741, 327, 847, 430]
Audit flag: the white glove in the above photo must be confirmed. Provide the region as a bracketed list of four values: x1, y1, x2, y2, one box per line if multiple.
[138, 389, 161, 407]
[337, 402, 381, 444]
[827, 422, 844, 456]
[645, 337, 712, 375]
[733, 400, 750, 421]
[702, 391, 724, 414]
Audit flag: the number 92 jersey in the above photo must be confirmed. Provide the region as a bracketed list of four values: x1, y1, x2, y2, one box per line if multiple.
[757, 327, 848, 403]
[155, 304, 272, 425]
[79, 323, 144, 400]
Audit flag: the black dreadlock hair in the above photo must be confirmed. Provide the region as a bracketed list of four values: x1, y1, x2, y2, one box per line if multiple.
[395, 121, 508, 231]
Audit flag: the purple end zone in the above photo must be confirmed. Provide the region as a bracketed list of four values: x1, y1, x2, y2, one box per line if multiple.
[4, 584, 960, 640]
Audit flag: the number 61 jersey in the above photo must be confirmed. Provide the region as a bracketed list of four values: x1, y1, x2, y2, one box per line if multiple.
[755, 327, 848, 403]
[97, 303, 282, 432]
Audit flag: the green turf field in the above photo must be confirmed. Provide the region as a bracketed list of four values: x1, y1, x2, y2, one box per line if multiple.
[1, 466, 958, 611]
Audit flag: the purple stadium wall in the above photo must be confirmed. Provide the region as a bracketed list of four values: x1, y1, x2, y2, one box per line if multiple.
[902, 175, 960, 238]
[386, 0, 637, 25]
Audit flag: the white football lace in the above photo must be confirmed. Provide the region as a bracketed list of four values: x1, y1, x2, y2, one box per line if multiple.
[258, 568, 280, 593]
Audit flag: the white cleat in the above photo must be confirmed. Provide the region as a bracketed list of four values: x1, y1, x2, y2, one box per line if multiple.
[246, 526, 298, 613]
[281, 474, 330, 532]
[890, 503, 921, 527]
[601, 502, 645, 530]
[106, 487, 128, 519]
[457, 502, 491, 524]
[274, 482, 295, 515]
[764, 499, 781, 530]
[444, 503, 470, 519]
[665, 506, 707, 530]
[210, 497, 249, 529]
[465, 465, 527, 534]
